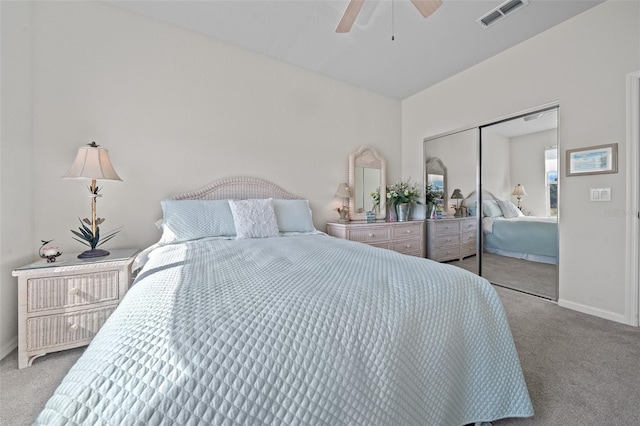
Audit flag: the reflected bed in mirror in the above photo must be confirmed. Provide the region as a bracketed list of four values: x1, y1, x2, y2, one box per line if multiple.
[349, 146, 386, 221]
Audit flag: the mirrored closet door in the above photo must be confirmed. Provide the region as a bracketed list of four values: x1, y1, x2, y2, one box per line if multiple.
[424, 106, 559, 301]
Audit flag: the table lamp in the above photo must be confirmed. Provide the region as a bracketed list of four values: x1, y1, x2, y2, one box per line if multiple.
[334, 183, 351, 222]
[512, 184, 527, 210]
[451, 188, 464, 218]
[63, 142, 122, 258]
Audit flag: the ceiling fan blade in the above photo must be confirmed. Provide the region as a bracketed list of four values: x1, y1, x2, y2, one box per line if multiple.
[336, 0, 366, 33]
[411, 0, 442, 19]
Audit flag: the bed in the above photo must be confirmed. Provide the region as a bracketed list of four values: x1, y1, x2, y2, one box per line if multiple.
[483, 216, 558, 264]
[35, 177, 533, 425]
[465, 190, 558, 265]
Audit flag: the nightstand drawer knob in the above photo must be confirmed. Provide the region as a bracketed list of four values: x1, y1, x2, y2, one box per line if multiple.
[68, 323, 79, 331]
[68, 287, 80, 296]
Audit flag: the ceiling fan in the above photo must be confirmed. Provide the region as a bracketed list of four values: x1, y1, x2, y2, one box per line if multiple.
[336, 0, 442, 33]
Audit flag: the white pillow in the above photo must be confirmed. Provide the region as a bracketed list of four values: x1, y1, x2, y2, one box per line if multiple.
[497, 200, 524, 218]
[272, 199, 317, 233]
[159, 199, 236, 244]
[229, 199, 280, 239]
[482, 200, 504, 217]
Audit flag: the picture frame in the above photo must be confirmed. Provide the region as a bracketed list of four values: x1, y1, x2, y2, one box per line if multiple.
[566, 143, 618, 176]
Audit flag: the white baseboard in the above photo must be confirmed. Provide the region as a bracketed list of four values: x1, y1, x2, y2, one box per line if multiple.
[558, 299, 629, 325]
[0, 336, 17, 361]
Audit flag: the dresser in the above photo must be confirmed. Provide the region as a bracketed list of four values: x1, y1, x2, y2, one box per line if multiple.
[326, 220, 425, 257]
[425, 217, 478, 262]
[12, 248, 139, 368]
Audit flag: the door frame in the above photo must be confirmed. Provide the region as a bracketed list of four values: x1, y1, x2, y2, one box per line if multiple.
[625, 71, 640, 327]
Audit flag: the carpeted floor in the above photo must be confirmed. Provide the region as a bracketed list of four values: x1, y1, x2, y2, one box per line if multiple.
[1, 286, 638, 425]
[449, 252, 557, 300]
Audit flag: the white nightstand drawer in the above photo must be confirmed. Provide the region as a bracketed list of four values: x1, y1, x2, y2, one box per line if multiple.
[27, 305, 116, 351]
[27, 271, 120, 312]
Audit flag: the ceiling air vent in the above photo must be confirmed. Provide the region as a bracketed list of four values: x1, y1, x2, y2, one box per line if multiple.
[477, 0, 529, 28]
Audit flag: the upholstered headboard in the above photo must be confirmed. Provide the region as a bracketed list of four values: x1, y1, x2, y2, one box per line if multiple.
[171, 176, 303, 201]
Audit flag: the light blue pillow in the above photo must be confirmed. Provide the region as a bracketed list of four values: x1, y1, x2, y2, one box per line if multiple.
[272, 199, 317, 233]
[159, 199, 236, 244]
[482, 200, 504, 217]
[497, 200, 523, 218]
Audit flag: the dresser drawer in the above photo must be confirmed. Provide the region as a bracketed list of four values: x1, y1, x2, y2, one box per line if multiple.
[459, 220, 478, 233]
[435, 234, 459, 246]
[27, 271, 120, 313]
[348, 227, 391, 243]
[435, 247, 461, 262]
[392, 239, 422, 256]
[27, 305, 116, 351]
[461, 244, 477, 258]
[461, 232, 476, 245]
[434, 221, 460, 234]
[391, 223, 422, 239]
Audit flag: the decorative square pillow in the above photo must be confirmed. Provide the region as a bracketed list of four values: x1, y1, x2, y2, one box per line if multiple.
[159, 199, 236, 244]
[228, 199, 280, 239]
[497, 200, 524, 218]
[272, 199, 317, 233]
[482, 200, 504, 217]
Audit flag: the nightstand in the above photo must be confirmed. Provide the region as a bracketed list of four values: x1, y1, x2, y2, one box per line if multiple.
[326, 220, 425, 257]
[12, 248, 139, 369]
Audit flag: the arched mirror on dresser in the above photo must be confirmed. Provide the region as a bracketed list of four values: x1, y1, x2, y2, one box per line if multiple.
[424, 105, 559, 302]
[349, 146, 387, 220]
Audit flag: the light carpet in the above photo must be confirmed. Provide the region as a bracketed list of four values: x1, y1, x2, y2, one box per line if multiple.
[1, 286, 638, 425]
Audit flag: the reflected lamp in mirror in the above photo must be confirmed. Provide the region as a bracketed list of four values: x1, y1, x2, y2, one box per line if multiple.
[450, 188, 464, 218]
[511, 184, 527, 210]
[334, 182, 351, 222]
[63, 141, 123, 259]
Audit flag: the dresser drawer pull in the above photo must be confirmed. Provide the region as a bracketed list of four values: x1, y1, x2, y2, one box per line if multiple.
[368, 233, 374, 238]
[405, 244, 412, 248]
[68, 323, 79, 332]
[444, 226, 452, 229]
[446, 238, 452, 242]
[68, 287, 80, 296]
[405, 230, 411, 234]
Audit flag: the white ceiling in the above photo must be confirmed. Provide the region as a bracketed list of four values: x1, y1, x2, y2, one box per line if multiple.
[109, 0, 602, 100]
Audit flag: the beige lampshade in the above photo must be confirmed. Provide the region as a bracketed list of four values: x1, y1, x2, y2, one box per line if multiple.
[63, 142, 122, 181]
[512, 184, 527, 196]
[335, 183, 351, 199]
[450, 188, 464, 199]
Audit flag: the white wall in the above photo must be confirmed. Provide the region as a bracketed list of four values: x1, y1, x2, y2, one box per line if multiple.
[481, 131, 512, 201]
[402, 1, 640, 323]
[509, 129, 557, 217]
[0, 1, 402, 355]
[0, 1, 34, 359]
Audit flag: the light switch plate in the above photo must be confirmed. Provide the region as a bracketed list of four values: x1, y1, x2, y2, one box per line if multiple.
[590, 188, 611, 202]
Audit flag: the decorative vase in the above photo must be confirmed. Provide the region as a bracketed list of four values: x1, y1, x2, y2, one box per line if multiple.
[396, 203, 411, 222]
[427, 203, 436, 219]
[387, 203, 397, 222]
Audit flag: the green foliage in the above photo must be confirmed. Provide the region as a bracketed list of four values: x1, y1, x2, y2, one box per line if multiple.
[71, 218, 121, 250]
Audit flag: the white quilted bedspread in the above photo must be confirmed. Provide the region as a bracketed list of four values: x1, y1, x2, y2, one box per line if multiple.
[36, 234, 533, 425]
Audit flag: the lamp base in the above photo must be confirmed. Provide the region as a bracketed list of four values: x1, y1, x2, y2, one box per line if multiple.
[77, 248, 110, 259]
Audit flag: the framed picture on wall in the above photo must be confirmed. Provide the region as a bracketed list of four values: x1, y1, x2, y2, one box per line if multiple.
[566, 143, 618, 176]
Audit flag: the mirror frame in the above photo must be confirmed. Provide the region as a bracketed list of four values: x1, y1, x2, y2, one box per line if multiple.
[349, 146, 386, 221]
[425, 157, 448, 208]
